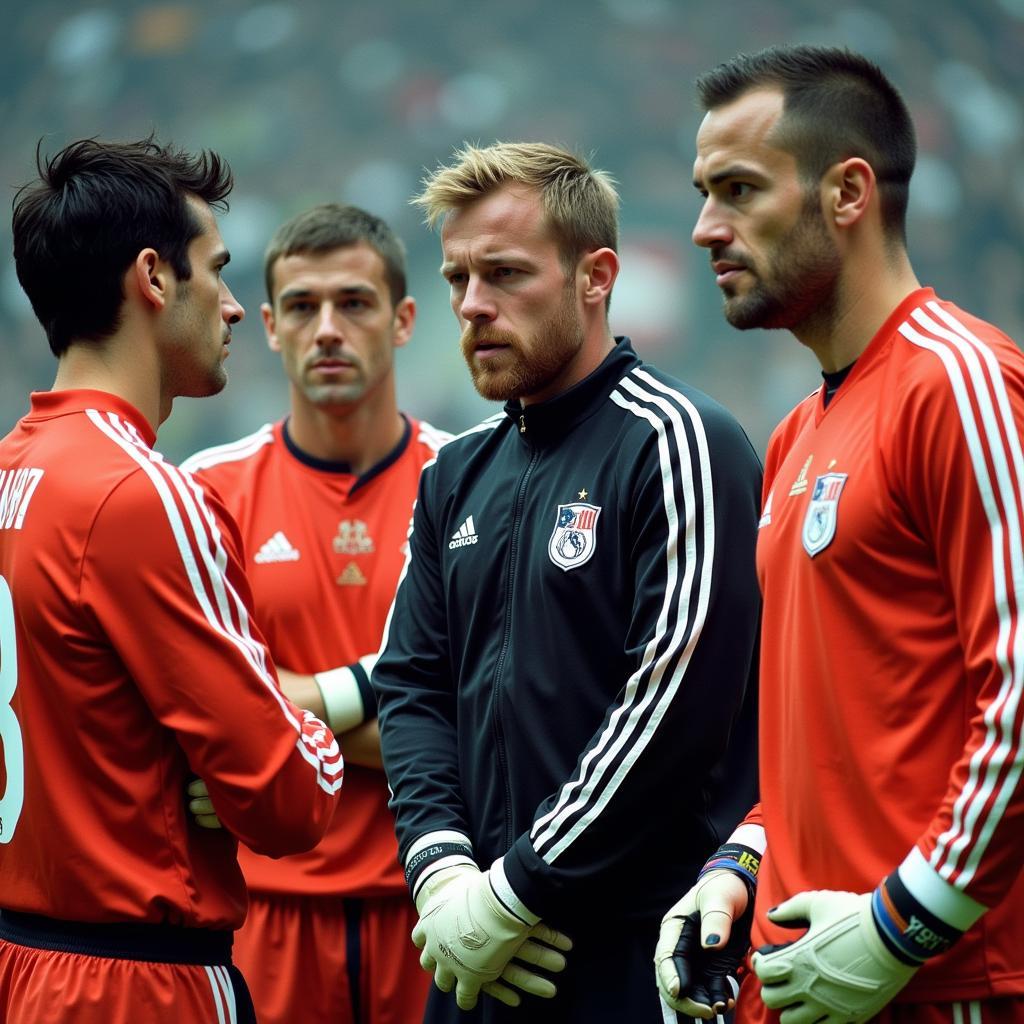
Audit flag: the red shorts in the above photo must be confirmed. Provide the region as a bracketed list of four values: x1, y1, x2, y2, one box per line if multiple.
[233, 890, 431, 1024]
[0, 937, 254, 1023]
[735, 971, 1024, 1023]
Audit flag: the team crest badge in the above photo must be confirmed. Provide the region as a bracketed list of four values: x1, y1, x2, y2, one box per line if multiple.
[548, 502, 601, 572]
[802, 473, 848, 557]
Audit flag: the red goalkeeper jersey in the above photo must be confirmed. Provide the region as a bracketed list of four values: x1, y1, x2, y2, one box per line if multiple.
[0, 390, 342, 930]
[184, 416, 448, 896]
[754, 289, 1024, 1000]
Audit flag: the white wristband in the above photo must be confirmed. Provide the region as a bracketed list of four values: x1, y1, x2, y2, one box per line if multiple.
[489, 857, 540, 926]
[313, 666, 365, 733]
[727, 822, 767, 855]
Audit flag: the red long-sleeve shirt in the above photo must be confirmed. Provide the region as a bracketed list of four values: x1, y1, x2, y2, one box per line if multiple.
[752, 289, 1024, 1000]
[0, 391, 341, 929]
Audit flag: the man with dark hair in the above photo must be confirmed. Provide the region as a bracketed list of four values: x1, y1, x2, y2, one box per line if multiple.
[183, 202, 447, 1024]
[0, 138, 342, 1024]
[656, 44, 1024, 1024]
[372, 140, 761, 1023]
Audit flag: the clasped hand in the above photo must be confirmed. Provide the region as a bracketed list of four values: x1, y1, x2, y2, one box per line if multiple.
[413, 866, 571, 1010]
[655, 868, 751, 1018]
[752, 889, 917, 1024]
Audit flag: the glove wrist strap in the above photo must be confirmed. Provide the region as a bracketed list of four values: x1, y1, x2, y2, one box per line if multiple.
[405, 832, 475, 900]
[489, 857, 539, 926]
[872, 870, 964, 966]
[699, 842, 761, 900]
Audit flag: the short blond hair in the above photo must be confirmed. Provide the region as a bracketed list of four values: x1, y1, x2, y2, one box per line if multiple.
[412, 142, 619, 263]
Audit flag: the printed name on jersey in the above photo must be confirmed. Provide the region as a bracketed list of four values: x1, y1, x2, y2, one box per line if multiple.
[333, 519, 375, 555]
[548, 502, 601, 571]
[789, 454, 812, 496]
[801, 472, 848, 557]
[0, 467, 45, 531]
[449, 515, 478, 549]
[336, 562, 367, 586]
[253, 530, 301, 564]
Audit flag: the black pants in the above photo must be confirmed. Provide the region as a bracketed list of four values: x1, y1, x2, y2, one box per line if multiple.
[422, 917, 723, 1024]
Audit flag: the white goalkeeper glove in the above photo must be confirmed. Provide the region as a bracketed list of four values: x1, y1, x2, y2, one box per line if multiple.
[412, 861, 571, 1010]
[655, 867, 752, 1017]
[752, 890, 916, 1023]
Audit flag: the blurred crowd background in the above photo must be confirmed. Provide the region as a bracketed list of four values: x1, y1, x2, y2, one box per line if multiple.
[2, 0, 1023, 463]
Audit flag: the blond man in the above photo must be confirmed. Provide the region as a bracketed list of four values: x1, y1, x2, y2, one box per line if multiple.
[373, 142, 762, 1022]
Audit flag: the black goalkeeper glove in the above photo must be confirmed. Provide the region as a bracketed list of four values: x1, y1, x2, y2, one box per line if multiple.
[655, 841, 760, 1018]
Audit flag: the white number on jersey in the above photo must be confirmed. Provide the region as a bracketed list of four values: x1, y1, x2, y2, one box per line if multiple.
[0, 574, 25, 842]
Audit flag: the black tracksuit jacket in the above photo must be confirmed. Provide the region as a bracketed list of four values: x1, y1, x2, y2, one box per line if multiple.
[374, 338, 761, 1018]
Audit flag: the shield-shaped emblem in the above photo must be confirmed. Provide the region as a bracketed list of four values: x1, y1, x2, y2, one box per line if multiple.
[802, 472, 848, 557]
[548, 502, 601, 572]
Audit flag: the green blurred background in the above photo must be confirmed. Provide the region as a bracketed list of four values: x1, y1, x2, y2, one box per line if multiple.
[3, 0, 1023, 461]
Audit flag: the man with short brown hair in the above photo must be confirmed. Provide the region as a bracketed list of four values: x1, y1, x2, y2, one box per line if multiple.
[185, 202, 446, 1024]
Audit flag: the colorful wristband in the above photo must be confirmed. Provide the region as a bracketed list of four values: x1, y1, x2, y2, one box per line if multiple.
[699, 842, 761, 893]
[872, 870, 964, 966]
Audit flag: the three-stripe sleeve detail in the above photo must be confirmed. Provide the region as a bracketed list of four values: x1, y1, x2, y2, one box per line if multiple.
[86, 411, 343, 794]
[529, 368, 715, 862]
[179, 424, 274, 473]
[898, 301, 1024, 889]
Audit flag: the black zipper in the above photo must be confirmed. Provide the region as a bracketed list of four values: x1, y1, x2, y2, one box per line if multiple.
[491, 443, 539, 850]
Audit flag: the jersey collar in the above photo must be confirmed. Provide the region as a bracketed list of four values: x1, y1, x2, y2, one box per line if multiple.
[503, 337, 641, 443]
[26, 389, 157, 448]
[280, 413, 412, 494]
[814, 287, 937, 422]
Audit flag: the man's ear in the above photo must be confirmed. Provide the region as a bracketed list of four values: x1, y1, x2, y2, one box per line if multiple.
[827, 157, 875, 229]
[130, 249, 169, 311]
[579, 247, 619, 308]
[262, 302, 280, 353]
[391, 296, 416, 349]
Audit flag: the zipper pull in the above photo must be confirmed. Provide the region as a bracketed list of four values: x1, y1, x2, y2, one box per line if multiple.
[519, 414, 526, 434]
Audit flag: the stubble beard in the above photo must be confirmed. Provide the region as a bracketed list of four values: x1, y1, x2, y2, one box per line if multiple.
[165, 285, 229, 397]
[299, 351, 368, 410]
[722, 194, 841, 335]
[460, 284, 585, 402]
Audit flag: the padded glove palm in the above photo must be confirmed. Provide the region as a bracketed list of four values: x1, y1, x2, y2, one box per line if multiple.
[752, 890, 917, 1024]
[413, 864, 570, 1009]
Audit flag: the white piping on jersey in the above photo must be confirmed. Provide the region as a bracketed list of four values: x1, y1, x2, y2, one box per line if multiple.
[416, 419, 455, 454]
[376, 412, 503, 659]
[205, 964, 237, 1024]
[179, 424, 275, 473]
[94, 412, 269, 676]
[86, 411, 342, 793]
[530, 368, 715, 862]
[898, 301, 1024, 889]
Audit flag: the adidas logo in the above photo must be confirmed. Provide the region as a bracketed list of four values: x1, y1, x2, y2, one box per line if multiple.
[448, 515, 478, 550]
[337, 562, 367, 586]
[254, 531, 300, 564]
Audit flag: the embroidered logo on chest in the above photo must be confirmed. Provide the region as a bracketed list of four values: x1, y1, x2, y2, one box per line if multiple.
[333, 519, 375, 555]
[336, 562, 367, 586]
[789, 455, 813, 496]
[548, 502, 601, 571]
[802, 473, 848, 557]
